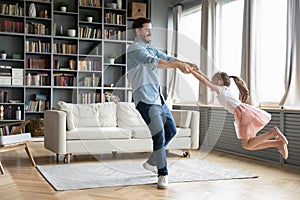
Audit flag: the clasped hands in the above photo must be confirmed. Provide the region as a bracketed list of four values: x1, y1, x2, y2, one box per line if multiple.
[178, 62, 200, 74]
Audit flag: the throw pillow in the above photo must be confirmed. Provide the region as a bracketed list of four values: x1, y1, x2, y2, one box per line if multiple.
[57, 101, 101, 128]
[116, 102, 147, 128]
[98, 102, 117, 127]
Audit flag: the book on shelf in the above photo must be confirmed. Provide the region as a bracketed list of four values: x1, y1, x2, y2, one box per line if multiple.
[25, 40, 50, 53]
[78, 92, 101, 104]
[78, 60, 101, 71]
[53, 43, 77, 54]
[83, 74, 100, 87]
[105, 12, 125, 25]
[25, 22, 50, 35]
[26, 58, 49, 69]
[53, 73, 76, 86]
[26, 100, 48, 112]
[0, 90, 8, 103]
[0, 20, 24, 33]
[79, 27, 101, 39]
[79, 0, 101, 7]
[0, 125, 10, 136]
[0, 3, 24, 16]
[104, 29, 123, 40]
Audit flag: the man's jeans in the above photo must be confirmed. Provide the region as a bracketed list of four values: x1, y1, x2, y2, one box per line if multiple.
[136, 102, 177, 176]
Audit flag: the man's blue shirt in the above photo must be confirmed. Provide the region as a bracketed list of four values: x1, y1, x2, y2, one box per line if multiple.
[127, 38, 175, 106]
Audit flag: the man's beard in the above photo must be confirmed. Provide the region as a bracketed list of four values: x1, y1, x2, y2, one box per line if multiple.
[145, 35, 151, 44]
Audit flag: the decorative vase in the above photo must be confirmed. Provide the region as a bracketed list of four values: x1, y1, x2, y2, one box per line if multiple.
[29, 3, 36, 17]
[117, 0, 122, 9]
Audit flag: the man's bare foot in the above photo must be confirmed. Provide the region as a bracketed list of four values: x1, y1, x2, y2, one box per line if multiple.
[278, 141, 288, 159]
[272, 127, 288, 144]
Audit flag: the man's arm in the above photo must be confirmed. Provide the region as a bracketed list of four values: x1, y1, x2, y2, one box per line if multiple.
[157, 59, 194, 74]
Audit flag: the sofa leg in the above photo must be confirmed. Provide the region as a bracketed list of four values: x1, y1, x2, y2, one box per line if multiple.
[112, 151, 117, 157]
[63, 153, 71, 164]
[56, 154, 59, 162]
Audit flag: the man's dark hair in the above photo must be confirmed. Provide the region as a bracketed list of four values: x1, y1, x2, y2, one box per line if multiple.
[132, 17, 152, 29]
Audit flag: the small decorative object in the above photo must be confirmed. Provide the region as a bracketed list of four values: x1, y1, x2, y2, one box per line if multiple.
[85, 11, 94, 22]
[67, 29, 76, 37]
[0, 50, 6, 59]
[130, 2, 146, 18]
[117, 0, 122, 9]
[28, 3, 36, 17]
[16, 106, 21, 120]
[26, 73, 31, 86]
[60, 1, 67, 12]
[39, 9, 48, 18]
[107, 52, 116, 64]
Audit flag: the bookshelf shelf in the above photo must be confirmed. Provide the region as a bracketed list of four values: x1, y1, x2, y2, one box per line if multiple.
[0, 0, 150, 126]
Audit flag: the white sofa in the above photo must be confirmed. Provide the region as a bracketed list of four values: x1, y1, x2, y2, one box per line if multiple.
[44, 101, 199, 163]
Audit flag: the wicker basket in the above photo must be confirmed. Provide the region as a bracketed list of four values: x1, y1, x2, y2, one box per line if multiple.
[28, 118, 44, 137]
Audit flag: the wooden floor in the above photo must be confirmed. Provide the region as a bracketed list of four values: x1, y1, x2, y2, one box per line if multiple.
[0, 141, 299, 200]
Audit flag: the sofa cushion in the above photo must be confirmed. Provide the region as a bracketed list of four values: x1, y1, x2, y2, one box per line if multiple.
[116, 102, 148, 128]
[171, 110, 192, 128]
[98, 102, 117, 127]
[129, 127, 151, 139]
[67, 127, 132, 140]
[57, 101, 100, 128]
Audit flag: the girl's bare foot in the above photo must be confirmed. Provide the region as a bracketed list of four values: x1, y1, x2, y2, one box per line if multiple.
[278, 140, 288, 159]
[272, 127, 288, 144]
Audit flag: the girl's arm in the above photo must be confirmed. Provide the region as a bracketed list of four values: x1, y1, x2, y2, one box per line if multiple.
[191, 70, 219, 94]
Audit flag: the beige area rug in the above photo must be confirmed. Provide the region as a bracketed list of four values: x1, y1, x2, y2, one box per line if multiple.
[37, 159, 257, 191]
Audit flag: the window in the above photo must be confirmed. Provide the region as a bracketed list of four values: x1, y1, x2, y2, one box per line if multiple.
[176, 6, 201, 104]
[256, 0, 287, 103]
[215, 0, 244, 76]
[214, 0, 244, 101]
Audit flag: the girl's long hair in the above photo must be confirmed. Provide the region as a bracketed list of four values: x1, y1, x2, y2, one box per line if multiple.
[229, 76, 249, 103]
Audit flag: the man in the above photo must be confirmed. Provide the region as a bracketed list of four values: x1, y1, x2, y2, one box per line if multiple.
[127, 17, 196, 189]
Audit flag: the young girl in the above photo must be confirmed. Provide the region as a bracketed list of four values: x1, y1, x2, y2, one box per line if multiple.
[191, 70, 289, 159]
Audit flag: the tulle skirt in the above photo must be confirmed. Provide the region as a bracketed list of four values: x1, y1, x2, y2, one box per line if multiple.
[234, 103, 271, 139]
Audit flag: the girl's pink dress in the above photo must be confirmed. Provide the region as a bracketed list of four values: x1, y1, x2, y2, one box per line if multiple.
[234, 103, 271, 139]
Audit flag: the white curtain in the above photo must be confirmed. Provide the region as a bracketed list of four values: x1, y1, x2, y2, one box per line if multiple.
[198, 0, 216, 105]
[240, 0, 259, 106]
[165, 4, 182, 108]
[279, 0, 300, 109]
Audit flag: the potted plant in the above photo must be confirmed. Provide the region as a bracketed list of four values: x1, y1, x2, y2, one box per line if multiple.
[0, 50, 7, 59]
[107, 52, 116, 64]
[85, 11, 94, 22]
[60, 1, 67, 12]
